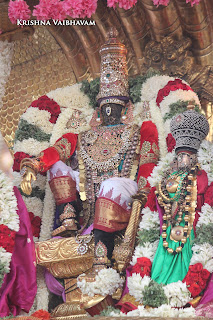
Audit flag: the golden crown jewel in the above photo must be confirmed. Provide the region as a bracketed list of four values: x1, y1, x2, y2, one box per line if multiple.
[97, 27, 129, 108]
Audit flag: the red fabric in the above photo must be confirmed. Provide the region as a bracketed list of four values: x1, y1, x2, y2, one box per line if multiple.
[137, 121, 159, 189]
[13, 152, 30, 172]
[119, 301, 138, 314]
[39, 133, 78, 172]
[204, 182, 213, 207]
[194, 170, 208, 234]
[0, 187, 37, 317]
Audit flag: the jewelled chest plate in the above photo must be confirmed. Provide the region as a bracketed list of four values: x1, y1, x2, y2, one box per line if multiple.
[79, 124, 133, 171]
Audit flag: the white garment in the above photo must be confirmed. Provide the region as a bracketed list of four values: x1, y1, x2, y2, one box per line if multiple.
[48, 160, 80, 192]
[98, 177, 138, 210]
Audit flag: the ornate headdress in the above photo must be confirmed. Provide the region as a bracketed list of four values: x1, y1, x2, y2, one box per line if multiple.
[170, 109, 209, 152]
[97, 28, 129, 108]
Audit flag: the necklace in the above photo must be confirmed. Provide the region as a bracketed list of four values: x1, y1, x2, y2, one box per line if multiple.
[156, 164, 199, 255]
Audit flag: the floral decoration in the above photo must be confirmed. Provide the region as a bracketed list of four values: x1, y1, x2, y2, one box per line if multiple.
[29, 212, 42, 238]
[13, 151, 30, 172]
[0, 224, 16, 253]
[31, 309, 51, 319]
[8, 0, 201, 24]
[33, 0, 67, 21]
[156, 79, 192, 107]
[31, 95, 61, 124]
[77, 268, 124, 297]
[183, 263, 210, 298]
[130, 257, 152, 277]
[0, 170, 19, 289]
[8, 0, 31, 24]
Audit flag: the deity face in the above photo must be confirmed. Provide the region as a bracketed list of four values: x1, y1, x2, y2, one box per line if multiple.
[101, 103, 123, 126]
[176, 150, 197, 171]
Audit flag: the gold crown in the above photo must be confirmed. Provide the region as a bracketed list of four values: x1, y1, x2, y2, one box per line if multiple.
[97, 27, 129, 107]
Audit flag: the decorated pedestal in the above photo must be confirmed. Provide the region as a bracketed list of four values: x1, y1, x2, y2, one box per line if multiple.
[35, 235, 94, 320]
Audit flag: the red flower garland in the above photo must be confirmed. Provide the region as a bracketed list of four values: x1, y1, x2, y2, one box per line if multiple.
[0, 224, 16, 253]
[156, 79, 193, 107]
[31, 95, 61, 124]
[13, 151, 30, 172]
[31, 309, 50, 320]
[29, 212, 41, 238]
[183, 263, 210, 298]
[130, 257, 152, 277]
[166, 133, 176, 153]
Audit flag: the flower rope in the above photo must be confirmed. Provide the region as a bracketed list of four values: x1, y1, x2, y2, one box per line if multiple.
[0, 170, 19, 288]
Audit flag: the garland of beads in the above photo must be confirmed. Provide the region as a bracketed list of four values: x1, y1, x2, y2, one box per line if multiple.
[155, 164, 199, 255]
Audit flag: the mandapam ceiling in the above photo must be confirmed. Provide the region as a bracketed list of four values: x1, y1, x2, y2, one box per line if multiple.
[0, 0, 212, 147]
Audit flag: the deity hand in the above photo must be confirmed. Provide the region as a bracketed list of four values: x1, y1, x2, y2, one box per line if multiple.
[20, 167, 37, 195]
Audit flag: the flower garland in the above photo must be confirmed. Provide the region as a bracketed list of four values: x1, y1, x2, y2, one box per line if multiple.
[0, 41, 14, 109]
[77, 268, 124, 297]
[8, 0, 201, 24]
[104, 304, 196, 317]
[0, 170, 19, 288]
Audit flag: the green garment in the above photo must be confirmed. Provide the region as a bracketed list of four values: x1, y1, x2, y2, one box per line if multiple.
[151, 178, 195, 285]
[151, 224, 194, 285]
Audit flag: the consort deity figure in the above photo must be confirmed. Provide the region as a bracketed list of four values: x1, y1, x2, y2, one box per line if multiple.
[118, 108, 213, 317]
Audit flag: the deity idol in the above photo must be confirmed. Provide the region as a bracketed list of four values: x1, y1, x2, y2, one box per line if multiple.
[20, 29, 158, 280]
[119, 108, 213, 316]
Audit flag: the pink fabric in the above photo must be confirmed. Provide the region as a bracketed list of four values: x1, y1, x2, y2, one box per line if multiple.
[0, 187, 37, 317]
[45, 270, 65, 302]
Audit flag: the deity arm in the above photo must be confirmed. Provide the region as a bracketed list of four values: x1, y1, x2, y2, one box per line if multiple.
[20, 133, 78, 195]
[137, 120, 159, 194]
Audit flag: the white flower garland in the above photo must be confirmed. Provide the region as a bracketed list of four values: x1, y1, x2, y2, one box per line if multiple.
[13, 138, 50, 156]
[39, 181, 55, 241]
[22, 196, 44, 219]
[148, 151, 174, 187]
[198, 140, 213, 184]
[140, 75, 175, 102]
[159, 89, 201, 118]
[128, 274, 151, 303]
[0, 170, 19, 284]
[21, 107, 54, 134]
[0, 170, 19, 232]
[0, 41, 14, 109]
[196, 203, 213, 228]
[77, 268, 124, 297]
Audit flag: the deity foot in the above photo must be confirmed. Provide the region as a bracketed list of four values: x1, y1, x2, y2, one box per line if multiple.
[50, 302, 87, 320]
[52, 204, 78, 237]
[51, 225, 77, 237]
